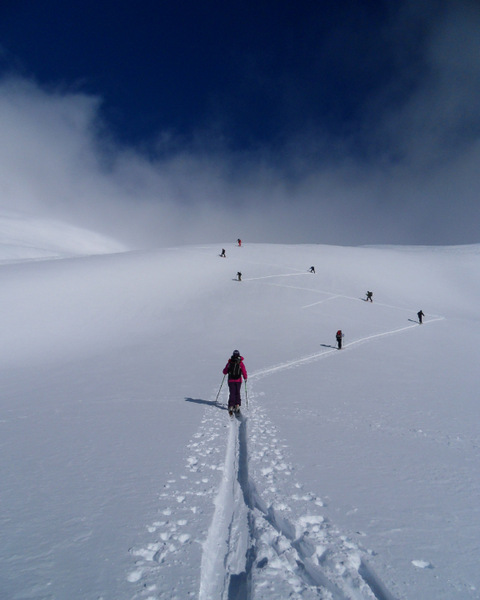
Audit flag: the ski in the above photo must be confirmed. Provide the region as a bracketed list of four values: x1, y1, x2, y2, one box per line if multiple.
[228, 406, 241, 419]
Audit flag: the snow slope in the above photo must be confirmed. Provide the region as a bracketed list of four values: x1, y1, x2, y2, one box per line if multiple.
[0, 211, 127, 262]
[1, 234, 479, 600]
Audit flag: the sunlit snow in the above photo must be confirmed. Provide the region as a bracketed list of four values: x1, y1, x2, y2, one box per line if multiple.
[1, 218, 479, 600]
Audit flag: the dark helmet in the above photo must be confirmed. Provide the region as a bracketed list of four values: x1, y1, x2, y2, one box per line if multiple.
[232, 350, 240, 357]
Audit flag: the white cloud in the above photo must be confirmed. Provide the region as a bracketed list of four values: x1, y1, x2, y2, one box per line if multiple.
[1, 0, 480, 255]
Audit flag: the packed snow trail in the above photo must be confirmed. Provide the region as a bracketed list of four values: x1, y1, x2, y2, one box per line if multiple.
[197, 395, 392, 600]
[199, 416, 252, 600]
[127, 391, 393, 599]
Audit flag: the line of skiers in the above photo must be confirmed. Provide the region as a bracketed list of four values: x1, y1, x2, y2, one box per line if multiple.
[221, 242, 314, 281]
[219, 247, 426, 411]
[219, 240, 243, 277]
[336, 310, 424, 350]
[222, 306, 425, 412]
[221, 246, 425, 327]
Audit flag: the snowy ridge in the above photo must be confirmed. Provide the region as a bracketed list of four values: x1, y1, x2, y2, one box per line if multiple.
[0, 211, 127, 261]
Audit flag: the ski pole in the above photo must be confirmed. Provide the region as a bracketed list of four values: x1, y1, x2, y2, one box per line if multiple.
[215, 374, 226, 404]
[245, 380, 249, 408]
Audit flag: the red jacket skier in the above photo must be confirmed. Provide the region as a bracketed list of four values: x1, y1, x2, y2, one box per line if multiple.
[222, 350, 247, 414]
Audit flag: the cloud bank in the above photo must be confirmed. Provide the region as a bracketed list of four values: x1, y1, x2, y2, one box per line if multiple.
[0, 1, 479, 248]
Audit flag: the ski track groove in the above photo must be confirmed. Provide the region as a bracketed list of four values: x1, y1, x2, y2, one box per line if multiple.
[128, 259, 447, 599]
[198, 395, 389, 600]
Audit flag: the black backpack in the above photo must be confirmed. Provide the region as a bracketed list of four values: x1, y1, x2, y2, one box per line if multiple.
[228, 357, 242, 379]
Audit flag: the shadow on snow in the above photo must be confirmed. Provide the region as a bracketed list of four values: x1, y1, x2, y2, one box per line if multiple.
[184, 397, 228, 410]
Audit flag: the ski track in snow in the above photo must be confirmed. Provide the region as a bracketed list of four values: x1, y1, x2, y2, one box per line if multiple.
[128, 267, 445, 599]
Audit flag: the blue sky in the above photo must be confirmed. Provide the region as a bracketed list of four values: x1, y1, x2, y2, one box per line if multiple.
[0, 0, 479, 246]
[1, 1, 399, 150]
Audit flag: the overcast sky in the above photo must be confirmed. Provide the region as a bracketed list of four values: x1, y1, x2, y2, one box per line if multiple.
[0, 0, 479, 247]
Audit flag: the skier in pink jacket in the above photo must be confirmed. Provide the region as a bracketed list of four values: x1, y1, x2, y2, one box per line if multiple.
[222, 350, 248, 415]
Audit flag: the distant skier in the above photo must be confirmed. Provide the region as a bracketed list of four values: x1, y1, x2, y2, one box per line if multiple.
[237, 271, 242, 281]
[336, 329, 344, 349]
[222, 350, 248, 416]
[309, 266, 316, 273]
[417, 310, 424, 324]
[220, 248, 226, 258]
[366, 291, 373, 302]
[237, 238, 242, 247]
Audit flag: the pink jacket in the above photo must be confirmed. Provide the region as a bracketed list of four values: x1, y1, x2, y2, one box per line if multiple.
[223, 357, 248, 382]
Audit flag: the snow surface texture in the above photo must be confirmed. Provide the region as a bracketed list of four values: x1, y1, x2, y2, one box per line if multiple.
[1, 228, 479, 599]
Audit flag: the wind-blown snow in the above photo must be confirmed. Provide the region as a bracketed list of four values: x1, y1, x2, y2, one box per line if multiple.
[0, 227, 479, 599]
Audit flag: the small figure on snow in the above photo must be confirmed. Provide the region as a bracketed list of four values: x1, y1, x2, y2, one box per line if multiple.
[237, 238, 242, 247]
[222, 350, 248, 416]
[417, 310, 424, 324]
[237, 271, 242, 281]
[366, 291, 373, 302]
[309, 266, 316, 273]
[336, 329, 344, 349]
[220, 248, 226, 258]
